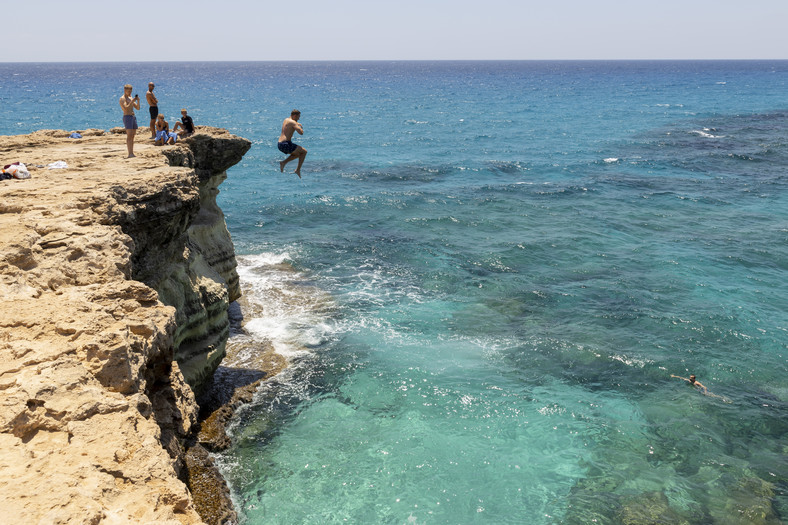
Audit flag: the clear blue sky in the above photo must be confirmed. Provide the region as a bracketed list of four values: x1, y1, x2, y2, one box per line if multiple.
[3, 0, 787, 61]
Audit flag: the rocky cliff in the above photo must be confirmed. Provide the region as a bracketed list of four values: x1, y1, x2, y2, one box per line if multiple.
[0, 128, 250, 524]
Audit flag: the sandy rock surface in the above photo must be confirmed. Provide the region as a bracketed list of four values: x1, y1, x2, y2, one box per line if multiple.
[0, 129, 234, 524]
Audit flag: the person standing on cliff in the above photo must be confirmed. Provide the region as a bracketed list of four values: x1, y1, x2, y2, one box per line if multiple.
[146, 82, 159, 139]
[119, 84, 140, 158]
[278, 109, 307, 178]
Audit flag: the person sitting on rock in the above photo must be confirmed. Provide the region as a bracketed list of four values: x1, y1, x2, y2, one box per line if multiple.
[154, 114, 177, 146]
[172, 109, 195, 137]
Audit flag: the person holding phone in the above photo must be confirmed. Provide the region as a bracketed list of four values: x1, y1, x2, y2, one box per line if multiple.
[119, 84, 140, 158]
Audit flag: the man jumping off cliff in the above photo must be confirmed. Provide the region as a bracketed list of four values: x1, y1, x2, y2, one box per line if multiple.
[278, 109, 307, 178]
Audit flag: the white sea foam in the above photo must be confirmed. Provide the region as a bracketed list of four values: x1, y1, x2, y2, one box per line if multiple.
[233, 253, 337, 360]
[609, 353, 651, 368]
[690, 128, 724, 139]
[603, 157, 620, 163]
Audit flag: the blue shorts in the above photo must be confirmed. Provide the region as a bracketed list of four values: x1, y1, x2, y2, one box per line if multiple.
[123, 115, 138, 130]
[156, 130, 177, 143]
[278, 141, 298, 154]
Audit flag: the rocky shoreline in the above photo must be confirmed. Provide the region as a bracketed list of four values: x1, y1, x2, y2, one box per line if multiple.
[0, 128, 270, 524]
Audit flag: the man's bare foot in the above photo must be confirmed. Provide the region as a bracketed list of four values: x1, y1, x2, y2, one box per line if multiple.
[294, 170, 302, 179]
[280, 161, 285, 173]
[127, 154, 136, 158]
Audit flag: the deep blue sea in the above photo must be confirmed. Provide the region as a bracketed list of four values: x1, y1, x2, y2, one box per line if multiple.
[2, 61, 787, 524]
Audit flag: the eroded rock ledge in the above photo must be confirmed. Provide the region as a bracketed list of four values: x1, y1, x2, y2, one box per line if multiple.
[0, 128, 250, 524]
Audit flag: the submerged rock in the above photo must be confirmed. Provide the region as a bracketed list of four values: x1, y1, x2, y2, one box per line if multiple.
[716, 475, 781, 525]
[617, 491, 689, 525]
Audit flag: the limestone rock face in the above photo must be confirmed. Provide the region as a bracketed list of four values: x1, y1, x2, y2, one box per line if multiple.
[120, 127, 251, 392]
[0, 128, 249, 524]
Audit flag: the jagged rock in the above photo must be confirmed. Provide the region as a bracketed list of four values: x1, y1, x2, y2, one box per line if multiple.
[0, 128, 250, 524]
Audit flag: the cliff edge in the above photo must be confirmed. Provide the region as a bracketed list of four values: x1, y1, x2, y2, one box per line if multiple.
[0, 128, 250, 524]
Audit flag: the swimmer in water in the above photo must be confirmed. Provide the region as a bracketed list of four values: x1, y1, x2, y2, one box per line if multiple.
[671, 374, 708, 393]
[671, 373, 730, 402]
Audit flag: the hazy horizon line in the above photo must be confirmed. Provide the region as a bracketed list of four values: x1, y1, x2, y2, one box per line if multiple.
[2, 58, 787, 65]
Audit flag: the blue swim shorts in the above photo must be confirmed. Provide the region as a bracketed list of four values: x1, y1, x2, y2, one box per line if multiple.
[278, 141, 298, 154]
[123, 115, 138, 130]
[155, 130, 178, 143]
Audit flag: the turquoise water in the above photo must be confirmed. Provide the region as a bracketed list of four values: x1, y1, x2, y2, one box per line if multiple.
[2, 61, 787, 523]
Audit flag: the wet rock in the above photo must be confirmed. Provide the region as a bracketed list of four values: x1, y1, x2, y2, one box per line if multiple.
[184, 444, 237, 525]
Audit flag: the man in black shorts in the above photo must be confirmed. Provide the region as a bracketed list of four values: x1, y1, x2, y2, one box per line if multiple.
[146, 82, 158, 139]
[278, 109, 307, 178]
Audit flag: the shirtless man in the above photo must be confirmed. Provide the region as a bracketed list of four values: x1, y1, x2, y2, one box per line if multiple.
[671, 373, 731, 402]
[119, 84, 140, 158]
[278, 109, 307, 178]
[671, 374, 708, 393]
[146, 82, 159, 139]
